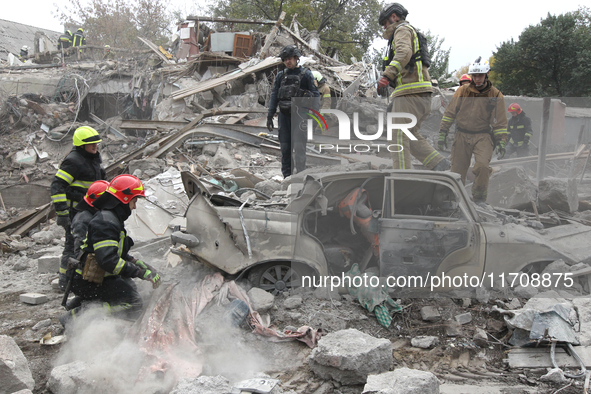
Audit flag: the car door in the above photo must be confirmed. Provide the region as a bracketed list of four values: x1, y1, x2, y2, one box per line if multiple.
[378, 174, 485, 291]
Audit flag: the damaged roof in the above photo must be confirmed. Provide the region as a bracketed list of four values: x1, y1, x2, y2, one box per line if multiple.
[0, 19, 61, 57]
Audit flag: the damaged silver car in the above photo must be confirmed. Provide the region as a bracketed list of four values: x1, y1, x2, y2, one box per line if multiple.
[172, 170, 591, 294]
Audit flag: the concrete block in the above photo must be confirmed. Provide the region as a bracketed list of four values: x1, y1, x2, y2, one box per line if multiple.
[170, 375, 232, 394]
[12, 149, 37, 168]
[284, 296, 302, 310]
[0, 335, 35, 394]
[486, 166, 537, 210]
[31, 231, 54, 245]
[455, 312, 472, 325]
[47, 361, 92, 394]
[420, 306, 441, 322]
[363, 368, 440, 394]
[19, 293, 48, 305]
[309, 328, 392, 384]
[247, 287, 274, 312]
[411, 336, 439, 349]
[538, 177, 578, 213]
[37, 255, 60, 274]
[51, 278, 60, 290]
[445, 320, 462, 337]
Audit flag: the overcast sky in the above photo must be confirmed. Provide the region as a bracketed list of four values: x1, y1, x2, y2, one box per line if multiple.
[3, 0, 585, 71]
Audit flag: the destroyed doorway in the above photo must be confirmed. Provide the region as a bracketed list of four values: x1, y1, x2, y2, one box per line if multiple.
[378, 176, 484, 284]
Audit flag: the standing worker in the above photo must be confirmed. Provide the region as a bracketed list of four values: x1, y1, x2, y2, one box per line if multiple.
[459, 74, 471, 87]
[51, 126, 106, 291]
[312, 71, 334, 135]
[505, 103, 533, 158]
[267, 45, 319, 178]
[60, 175, 161, 326]
[377, 3, 449, 171]
[58, 30, 73, 50]
[72, 27, 86, 47]
[438, 57, 508, 204]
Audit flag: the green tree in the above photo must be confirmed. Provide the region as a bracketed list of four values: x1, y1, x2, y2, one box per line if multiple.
[211, 0, 382, 63]
[424, 30, 451, 84]
[55, 0, 172, 48]
[493, 7, 591, 96]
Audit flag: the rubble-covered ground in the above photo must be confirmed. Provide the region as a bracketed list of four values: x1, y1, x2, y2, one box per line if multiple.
[2, 31, 591, 394]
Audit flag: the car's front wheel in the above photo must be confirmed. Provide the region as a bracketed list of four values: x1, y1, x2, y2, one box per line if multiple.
[248, 262, 312, 295]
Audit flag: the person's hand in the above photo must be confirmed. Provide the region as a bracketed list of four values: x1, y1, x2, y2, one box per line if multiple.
[437, 131, 448, 151]
[267, 117, 274, 132]
[56, 215, 70, 229]
[377, 76, 390, 89]
[136, 267, 161, 289]
[497, 140, 506, 159]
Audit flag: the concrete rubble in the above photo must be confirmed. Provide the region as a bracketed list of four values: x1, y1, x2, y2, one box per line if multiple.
[1, 12, 591, 394]
[0, 335, 35, 394]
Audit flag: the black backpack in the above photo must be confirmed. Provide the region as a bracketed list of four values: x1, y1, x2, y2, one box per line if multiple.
[382, 23, 431, 72]
[277, 68, 310, 114]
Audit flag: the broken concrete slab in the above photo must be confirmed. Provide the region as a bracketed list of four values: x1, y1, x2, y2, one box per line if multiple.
[284, 296, 302, 309]
[19, 293, 48, 305]
[420, 306, 441, 322]
[573, 297, 591, 346]
[128, 158, 166, 180]
[37, 255, 60, 274]
[473, 328, 488, 347]
[170, 376, 233, 394]
[445, 321, 462, 337]
[362, 368, 440, 394]
[455, 312, 472, 325]
[309, 328, 392, 385]
[411, 336, 439, 349]
[210, 145, 237, 169]
[247, 287, 274, 312]
[32, 319, 51, 331]
[255, 179, 282, 197]
[0, 335, 35, 394]
[31, 230, 55, 245]
[46, 361, 92, 394]
[12, 148, 37, 168]
[486, 167, 537, 210]
[538, 177, 579, 214]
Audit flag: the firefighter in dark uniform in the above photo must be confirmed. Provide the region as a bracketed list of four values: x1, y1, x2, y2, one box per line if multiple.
[267, 45, 319, 178]
[58, 30, 73, 50]
[60, 175, 161, 326]
[50, 126, 106, 291]
[506, 103, 533, 158]
[64, 180, 109, 311]
[72, 27, 86, 47]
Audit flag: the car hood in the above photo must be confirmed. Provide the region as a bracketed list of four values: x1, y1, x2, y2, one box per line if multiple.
[513, 222, 591, 263]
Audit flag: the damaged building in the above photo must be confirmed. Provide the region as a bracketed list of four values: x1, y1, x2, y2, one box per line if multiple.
[1, 13, 591, 394]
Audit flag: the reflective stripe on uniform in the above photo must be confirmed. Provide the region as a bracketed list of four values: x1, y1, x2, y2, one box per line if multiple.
[393, 81, 433, 95]
[389, 60, 402, 72]
[113, 258, 126, 275]
[56, 209, 69, 216]
[94, 240, 119, 250]
[423, 151, 439, 167]
[323, 94, 331, 98]
[60, 267, 68, 274]
[55, 169, 74, 184]
[71, 180, 93, 189]
[51, 193, 67, 203]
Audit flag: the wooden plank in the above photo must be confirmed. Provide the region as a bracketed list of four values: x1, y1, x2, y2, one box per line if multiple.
[507, 346, 591, 368]
[280, 24, 346, 66]
[171, 57, 282, 100]
[0, 206, 46, 233]
[89, 113, 127, 140]
[12, 204, 53, 237]
[185, 16, 278, 25]
[138, 37, 175, 65]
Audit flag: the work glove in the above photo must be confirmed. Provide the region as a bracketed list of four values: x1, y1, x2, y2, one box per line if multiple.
[523, 137, 530, 147]
[437, 131, 448, 151]
[377, 76, 390, 89]
[137, 267, 161, 289]
[267, 116, 274, 132]
[496, 140, 506, 160]
[56, 215, 70, 229]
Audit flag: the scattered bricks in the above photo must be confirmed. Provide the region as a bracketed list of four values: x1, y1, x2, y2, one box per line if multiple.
[473, 328, 489, 347]
[37, 255, 60, 274]
[19, 293, 48, 305]
[411, 336, 439, 349]
[455, 312, 472, 325]
[420, 306, 441, 322]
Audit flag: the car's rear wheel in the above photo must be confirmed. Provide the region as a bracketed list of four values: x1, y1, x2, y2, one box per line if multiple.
[248, 262, 311, 295]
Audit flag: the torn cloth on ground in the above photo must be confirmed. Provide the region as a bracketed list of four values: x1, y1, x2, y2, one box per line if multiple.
[345, 263, 402, 328]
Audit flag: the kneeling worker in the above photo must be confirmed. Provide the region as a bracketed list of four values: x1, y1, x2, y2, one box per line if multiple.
[61, 174, 161, 326]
